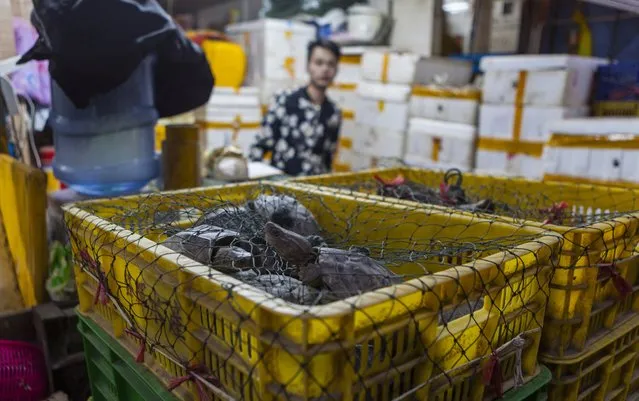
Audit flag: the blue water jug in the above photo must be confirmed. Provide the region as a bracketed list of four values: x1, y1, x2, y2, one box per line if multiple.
[50, 56, 159, 196]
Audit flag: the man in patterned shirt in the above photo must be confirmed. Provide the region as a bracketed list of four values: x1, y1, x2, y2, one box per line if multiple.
[249, 39, 342, 176]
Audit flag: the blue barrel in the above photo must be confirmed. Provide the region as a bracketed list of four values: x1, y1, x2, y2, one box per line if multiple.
[50, 56, 159, 196]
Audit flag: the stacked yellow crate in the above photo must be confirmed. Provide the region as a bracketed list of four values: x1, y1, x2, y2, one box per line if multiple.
[296, 166, 639, 401]
[66, 181, 561, 401]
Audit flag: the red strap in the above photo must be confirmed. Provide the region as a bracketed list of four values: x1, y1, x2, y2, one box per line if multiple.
[598, 263, 633, 298]
[373, 174, 405, 186]
[540, 201, 569, 224]
[168, 365, 223, 401]
[483, 353, 503, 398]
[80, 249, 99, 270]
[125, 328, 146, 363]
[93, 281, 109, 305]
[439, 182, 455, 205]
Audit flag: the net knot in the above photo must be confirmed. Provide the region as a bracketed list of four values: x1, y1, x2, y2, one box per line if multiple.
[598, 262, 633, 298]
[125, 328, 146, 363]
[373, 174, 405, 187]
[168, 364, 224, 401]
[482, 352, 503, 398]
[539, 201, 569, 225]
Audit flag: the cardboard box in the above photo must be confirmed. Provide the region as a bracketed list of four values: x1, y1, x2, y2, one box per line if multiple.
[480, 55, 607, 107]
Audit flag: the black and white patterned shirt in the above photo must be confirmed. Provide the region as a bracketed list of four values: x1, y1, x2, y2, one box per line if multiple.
[249, 86, 342, 176]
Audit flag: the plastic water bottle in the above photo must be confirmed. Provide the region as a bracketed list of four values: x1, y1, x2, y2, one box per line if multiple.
[49, 56, 159, 196]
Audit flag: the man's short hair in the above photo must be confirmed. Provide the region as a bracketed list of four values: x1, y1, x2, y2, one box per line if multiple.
[307, 39, 341, 62]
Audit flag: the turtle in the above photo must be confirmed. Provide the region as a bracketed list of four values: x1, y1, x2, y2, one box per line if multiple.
[230, 270, 323, 305]
[263, 222, 403, 298]
[247, 194, 321, 237]
[162, 224, 257, 273]
[194, 204, 266, 239]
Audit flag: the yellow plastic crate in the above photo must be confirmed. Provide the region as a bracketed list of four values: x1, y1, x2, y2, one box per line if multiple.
[593, 101, 639, 117]
[65, 182, 560, 401]
[542, 314, 639, 401]
[295, 167, 639, 360]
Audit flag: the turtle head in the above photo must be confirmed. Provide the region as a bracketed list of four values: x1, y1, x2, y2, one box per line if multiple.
[264, 221, 313, 264]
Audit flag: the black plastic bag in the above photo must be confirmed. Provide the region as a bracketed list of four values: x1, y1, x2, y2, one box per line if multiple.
[20, 0, 214, 118]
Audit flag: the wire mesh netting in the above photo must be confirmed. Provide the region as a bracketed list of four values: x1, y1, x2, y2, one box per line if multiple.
[296, 167, 639, 359]
[295, 167, 639, 228]
[64, 182, 561, 401]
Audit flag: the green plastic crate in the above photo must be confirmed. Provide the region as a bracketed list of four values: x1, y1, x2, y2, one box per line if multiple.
[80, 307, 550, 401]
[503, 365, 551, 401]
[78, 313, 179, 401]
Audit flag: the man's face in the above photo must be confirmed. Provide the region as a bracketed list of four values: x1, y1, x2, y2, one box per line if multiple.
[307, 47, 338, 90]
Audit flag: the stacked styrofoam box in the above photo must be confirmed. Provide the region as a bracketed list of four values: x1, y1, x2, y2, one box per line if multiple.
[226, 19, 316, 106]
[542, 118, 639, 184]
[477, 55, 607, 178]
[348, 51, 419, 169]
[194, 87, 262, 157]
[406, 85, 479, 171]
[328, 47, 364, 172]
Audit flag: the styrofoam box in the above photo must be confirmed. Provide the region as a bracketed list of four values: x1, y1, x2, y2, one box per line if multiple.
[508, 153, 544, 180]
[328, 84, 359, 112]
[403, 154, 472, 172]
[406, 118, 476, 169]
[353, 125, 406, 159]
[201, 114, 262, 157]
[543, 118, 639, 182]
[335, 149, 374, 171]
[475, 150, 511, 176]
[355, 81, 411, 131]
[480, 55, 607, 107]
[410, 87, 480, 124]
[361, 51, 420, 85]
[475, 150, 542, 178]
[226, 19, 316, 86]
[479, 104, 589, 142]
[334, 46, 368, 83]
[195, 87, 262, 122]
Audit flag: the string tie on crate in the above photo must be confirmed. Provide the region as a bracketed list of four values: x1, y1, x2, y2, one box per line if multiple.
[124, 328, 146, 363]
[168, 364, 224, 401]
[80, 249, 110, 305]
[483, 333, 527, 397]
[598, 262, 633, 298]
[482, 352, 503, 398]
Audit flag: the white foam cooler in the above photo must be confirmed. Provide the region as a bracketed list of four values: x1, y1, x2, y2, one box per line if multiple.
[355, 81, 411, 131]
[405, 118, 477, 171]
[410, 85, 481, 125]
[195, 87, 262, 156]
[480, 55, 607, 107]
[543, 118, 639, 183]
[328, 83, 358, 112]
[479, 104, 589, 142]
[226, 19, 316, 86]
